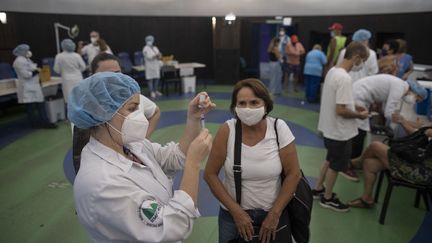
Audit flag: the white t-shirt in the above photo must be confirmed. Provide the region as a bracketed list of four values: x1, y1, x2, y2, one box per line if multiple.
[336, 48, 378, 82]
[222, 117, 295, 211]
[318, 67, 358, 141]
[353, 74, 409, 131]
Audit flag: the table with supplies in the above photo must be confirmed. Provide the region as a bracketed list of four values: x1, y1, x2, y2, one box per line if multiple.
[133, 62, 206, 93]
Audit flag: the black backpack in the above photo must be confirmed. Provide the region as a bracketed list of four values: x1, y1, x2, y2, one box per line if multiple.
[388, 126, 432, 164]
[233, 118, 312, 243]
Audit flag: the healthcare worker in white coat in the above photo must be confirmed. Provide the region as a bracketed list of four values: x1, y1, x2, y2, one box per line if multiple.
[340, 74, 427, 181]
[54, 39, 86, 102]
[143, 35, 163, 98]
[68, 72, 215, 242]
[336, 29, 378, 82]
[12, 44, 57, 129]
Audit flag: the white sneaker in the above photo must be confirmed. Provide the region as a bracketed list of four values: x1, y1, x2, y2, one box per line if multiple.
[155, 91, 163, 96]
[150, 91, 156, 98]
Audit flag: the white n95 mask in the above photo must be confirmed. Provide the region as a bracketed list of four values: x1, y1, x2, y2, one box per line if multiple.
[235, 106, 265, 126]
[90, 37, 98, 44]
[351, 61, 364, 72]
[108, 110, 149, 144]
[26, 51, 32, 58]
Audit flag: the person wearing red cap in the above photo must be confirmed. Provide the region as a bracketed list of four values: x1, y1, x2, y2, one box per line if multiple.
[326, 23, 347, 71]
[285, 34, 305, 92]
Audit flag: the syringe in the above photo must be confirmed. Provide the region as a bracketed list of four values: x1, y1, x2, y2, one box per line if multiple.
[199, 94, 206, 129]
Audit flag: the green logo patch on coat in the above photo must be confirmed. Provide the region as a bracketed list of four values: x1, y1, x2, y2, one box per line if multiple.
[139, 200, 163, 227]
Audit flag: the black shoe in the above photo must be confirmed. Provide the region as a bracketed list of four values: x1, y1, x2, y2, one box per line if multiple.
[312, 187, 325, 200]
[319, 194, 350, 212]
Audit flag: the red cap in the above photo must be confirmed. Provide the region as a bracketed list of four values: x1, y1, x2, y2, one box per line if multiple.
[328, 22, 343, 31]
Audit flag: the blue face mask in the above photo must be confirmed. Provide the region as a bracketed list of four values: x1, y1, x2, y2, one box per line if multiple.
[330, 31, 335, 38]
[381, 49, 388, 56]
[146, 41, 153, 46]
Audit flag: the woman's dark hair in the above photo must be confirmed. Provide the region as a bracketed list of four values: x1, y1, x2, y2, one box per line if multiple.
[386, 39, 400, 53]
[90, 53, 120, 73]
[230, 78, 273, 117]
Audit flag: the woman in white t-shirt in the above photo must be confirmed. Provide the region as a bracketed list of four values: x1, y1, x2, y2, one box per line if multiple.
[204, 79, 301, 243]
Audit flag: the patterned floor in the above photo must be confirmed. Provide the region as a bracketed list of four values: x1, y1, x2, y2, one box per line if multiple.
[0, 84, 429, 243]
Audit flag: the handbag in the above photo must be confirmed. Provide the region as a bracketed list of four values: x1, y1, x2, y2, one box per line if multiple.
[233, 118, 312, 243]
[273, 118, 313, 243]
[388, 126, 432, 164]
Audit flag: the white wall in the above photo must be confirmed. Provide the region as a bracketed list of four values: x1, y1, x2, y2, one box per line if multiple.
[2, 0, 432, 16]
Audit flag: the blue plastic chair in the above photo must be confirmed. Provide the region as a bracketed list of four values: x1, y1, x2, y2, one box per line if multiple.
[0, 63, 17, 79]
[133, 51, 144, 66]
[117, 52, 133, 74]
[42, 57, 60, 77]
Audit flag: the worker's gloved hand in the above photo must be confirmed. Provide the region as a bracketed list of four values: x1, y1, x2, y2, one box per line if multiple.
[32, 70, 39, 76]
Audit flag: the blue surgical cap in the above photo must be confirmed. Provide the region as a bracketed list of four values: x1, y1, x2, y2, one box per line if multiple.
[67, 72, 141, 129]
[61, 39, 76, 52]
[406, 79, 428, 100]
[352, 29, 371, 42]
[145, 35, 155, 43]
[13, 44, 30, 57]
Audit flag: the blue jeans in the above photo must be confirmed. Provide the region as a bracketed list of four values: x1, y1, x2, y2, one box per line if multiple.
[218, 207, 291, 243]
[147, 78, 160, 92]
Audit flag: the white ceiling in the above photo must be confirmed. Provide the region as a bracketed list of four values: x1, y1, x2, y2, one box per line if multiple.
[2, 0, 432, 16]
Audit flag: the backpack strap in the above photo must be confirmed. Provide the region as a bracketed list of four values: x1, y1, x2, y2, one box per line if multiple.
[233, 119, 242, 204]
[274, 118, 280, 149]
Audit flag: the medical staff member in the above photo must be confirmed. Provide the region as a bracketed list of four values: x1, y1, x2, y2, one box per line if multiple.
[336, 29, 378, 82]
[72, 53, 162, 174]
[78, 31, 112, 65]
[68, 72, 215, 242]
[54, 39, 86, 102]
[341, 74, 427, 181]
[12, 44, 57, 129]
[143, 35, 163, 98]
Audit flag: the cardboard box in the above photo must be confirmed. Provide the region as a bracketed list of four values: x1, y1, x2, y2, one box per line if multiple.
[39, 65, 51, 83]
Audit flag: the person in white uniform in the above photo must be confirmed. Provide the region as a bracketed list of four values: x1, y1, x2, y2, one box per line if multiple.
[143, 35, 163, 98]
[54, 39, 86, 102]
[72, 52, 161, 174]
[68, 72, 215, 242]
[340, 74, 427, 181]
[12, 44, 57, 129]
[336, 29, 378, 82]
[205, 79, 300, 243]
[78, 31, 113, 66]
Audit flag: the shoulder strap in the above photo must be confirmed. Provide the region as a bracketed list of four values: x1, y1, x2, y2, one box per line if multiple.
[233, 119, 242, 204]
[274, 118, 280, 149]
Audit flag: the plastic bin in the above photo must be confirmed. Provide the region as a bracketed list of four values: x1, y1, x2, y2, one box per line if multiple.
[45, 96, 65, 123]
[182, 76, 196, 93]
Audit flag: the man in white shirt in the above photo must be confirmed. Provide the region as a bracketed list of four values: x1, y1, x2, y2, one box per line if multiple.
[77, 31, 113, 66]
[313, 42, 369, 212]
[336, 29, 378, 82]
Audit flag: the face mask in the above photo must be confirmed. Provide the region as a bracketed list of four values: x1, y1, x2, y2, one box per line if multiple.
[381, 49, 388, 56]
[279, 31, 285, 37]
[235, 106, 265, 126]
[90, 37, 98, 44]
[146, 41, 153, 46]
[26, 51, 32, 58]
[403, 94, 417, 104]
[108, 110, 149, 144]
[351, 60, 364, 72]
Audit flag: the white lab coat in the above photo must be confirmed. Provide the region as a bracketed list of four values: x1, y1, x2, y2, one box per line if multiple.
[336, 48, 378, 82]
[143, 45, 161, 80]
[353, 74, 409, 131]
[74, 137, 200, 243]
[12, 56, 44, 103]
[54, 52, 86, 102]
